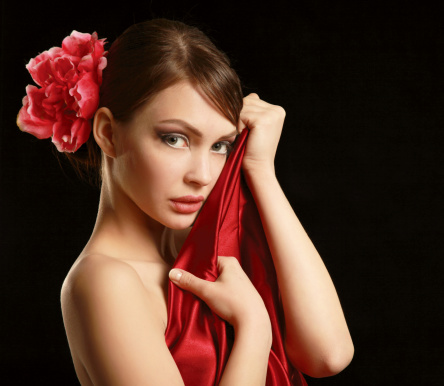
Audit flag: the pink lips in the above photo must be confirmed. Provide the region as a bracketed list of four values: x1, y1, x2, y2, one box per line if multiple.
[170, 195, 205, 214]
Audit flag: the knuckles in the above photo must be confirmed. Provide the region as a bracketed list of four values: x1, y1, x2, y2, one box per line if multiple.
[273, 105, 286, 118]
[268, 105, 286, 122]
[247, 92, 260, 99]
[242, 95, 286, 123]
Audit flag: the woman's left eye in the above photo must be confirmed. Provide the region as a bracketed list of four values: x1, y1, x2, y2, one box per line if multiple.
[211, 141, 233, 155]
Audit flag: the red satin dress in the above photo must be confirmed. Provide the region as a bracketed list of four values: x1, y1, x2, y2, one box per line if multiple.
[165, 129, 307, 385]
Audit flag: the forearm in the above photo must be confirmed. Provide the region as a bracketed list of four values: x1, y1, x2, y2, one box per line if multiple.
[219, 319, 272, 386]
[244, 168, 353, 376]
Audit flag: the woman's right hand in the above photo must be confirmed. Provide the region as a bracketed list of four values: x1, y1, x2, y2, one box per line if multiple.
[169, 255, 271, 331]
[170, 255, 272, 385]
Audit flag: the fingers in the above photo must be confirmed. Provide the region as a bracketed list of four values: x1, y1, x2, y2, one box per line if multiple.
[247, 92, 260, 100]
[243, 95, 285, 114]
[169, 258, 268, 327]
[169, 257, 240, 295]
[169, 268, 208, 299]
[241, 96, 285, 122]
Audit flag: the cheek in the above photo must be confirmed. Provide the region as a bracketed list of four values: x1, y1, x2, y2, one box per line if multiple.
[210, 156, 228, 185]
[130, 149, 183, 192]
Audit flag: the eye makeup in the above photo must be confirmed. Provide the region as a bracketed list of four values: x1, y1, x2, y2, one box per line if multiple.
[159, 133, 189, 149]
[155, 127, 237, 155]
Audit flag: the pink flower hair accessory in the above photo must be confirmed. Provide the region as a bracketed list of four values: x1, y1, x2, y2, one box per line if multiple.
[17, 31, 107, 152]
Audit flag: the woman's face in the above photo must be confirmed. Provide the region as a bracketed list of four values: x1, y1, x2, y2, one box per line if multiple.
[112, 81, 238, 229]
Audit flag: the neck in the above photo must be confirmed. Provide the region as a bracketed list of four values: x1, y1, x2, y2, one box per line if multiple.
[83, 173, 167, 264]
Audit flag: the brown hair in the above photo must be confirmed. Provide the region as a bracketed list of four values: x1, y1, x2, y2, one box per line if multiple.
[62, 18, 243, 186]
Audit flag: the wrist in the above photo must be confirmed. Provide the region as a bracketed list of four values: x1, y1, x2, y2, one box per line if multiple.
[243, 166, 278, 193]
[236, 321, 273, 351]
[243, 163, 276, 181]
[233, 311, 272, 346]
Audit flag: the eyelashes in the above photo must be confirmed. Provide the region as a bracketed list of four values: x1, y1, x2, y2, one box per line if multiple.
[159, 133, 234, 155]
[161, 133, 189, 148]
[211, 141, 233, 155]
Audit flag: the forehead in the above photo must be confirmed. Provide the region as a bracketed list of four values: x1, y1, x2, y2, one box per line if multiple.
[138, 81, 236, 134]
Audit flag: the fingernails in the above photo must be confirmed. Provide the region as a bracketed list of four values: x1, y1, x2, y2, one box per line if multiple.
[169, 269, 182, 282]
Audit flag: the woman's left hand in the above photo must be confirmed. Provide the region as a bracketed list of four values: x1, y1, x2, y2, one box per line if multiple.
[238, 93, 286, 177]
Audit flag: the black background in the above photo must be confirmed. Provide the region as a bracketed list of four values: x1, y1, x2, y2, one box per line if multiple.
[1, 1, 443, 385]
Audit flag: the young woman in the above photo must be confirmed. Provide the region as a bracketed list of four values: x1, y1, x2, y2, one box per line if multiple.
[19, 19, 353, 385]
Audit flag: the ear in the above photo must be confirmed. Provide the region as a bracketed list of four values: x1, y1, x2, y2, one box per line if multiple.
[93, 107, 117, 158]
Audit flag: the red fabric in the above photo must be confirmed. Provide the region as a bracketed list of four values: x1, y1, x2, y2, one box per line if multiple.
[165, 128, 307, 385]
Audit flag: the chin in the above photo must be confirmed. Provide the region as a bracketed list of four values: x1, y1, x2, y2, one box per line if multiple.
[163, 214, 197, 230]
[161, 204, 205, 229]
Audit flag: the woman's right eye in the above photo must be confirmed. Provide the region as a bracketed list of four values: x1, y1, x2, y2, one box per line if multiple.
[161, 134, 189, 148]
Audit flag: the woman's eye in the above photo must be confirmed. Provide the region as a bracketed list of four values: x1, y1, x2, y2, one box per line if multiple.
[162, 134, 188, 148]
[211, 141, 233, 155]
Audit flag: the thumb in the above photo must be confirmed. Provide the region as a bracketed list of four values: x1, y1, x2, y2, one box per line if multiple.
[169, 268, 208, 298]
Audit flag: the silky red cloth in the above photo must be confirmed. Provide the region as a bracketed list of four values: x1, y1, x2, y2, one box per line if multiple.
[165, 129, 306, 385]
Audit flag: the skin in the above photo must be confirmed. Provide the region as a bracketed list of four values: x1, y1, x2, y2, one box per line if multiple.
[61, 81, 353, 385]
[238, 94, 354, 376]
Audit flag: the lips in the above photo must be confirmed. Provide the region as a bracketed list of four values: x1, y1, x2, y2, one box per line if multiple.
[170, 195, 205, 214]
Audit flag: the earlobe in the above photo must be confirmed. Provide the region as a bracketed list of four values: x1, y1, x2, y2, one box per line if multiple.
[93, 107, 117, 158]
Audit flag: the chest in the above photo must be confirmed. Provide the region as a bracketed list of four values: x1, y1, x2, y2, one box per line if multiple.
[125, 260, 171, 331]
[125, 227, 189, 330]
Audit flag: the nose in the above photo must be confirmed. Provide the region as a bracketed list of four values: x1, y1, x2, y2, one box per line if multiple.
[184, 152, 212, 187]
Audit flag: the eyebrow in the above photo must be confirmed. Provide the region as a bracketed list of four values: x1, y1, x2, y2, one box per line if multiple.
[158, 119, 238, 140]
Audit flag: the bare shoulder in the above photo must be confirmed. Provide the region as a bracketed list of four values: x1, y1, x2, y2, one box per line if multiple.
[61, 254, 152, 322]
[61, 254, 184, 385]
[61, 254, 147, 305]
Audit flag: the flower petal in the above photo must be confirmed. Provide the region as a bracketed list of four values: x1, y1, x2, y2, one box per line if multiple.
[26, 47, 63, 86]
[97, 56, 107, 84]
[77, 53, 94, 75]
[69, 73, 99, 119]
[16, 85, 55, 139]
[19, 30, 107, 152]
[62, 31, 94, 57]
[52, 117, 90, 152]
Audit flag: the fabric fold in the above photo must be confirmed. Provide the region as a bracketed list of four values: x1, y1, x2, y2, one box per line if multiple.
[165, 128, 306, 385]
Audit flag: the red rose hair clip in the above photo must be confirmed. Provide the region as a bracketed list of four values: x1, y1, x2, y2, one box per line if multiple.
[17, 31, 107, 152]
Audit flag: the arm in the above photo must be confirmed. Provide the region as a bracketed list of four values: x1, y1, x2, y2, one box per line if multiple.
[239, 94, 354, 378]
[61, 255, 185, 386]
[62, 254, 272, 385]
[219, 319, 272, 386]
[169, 255, 272, 385]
